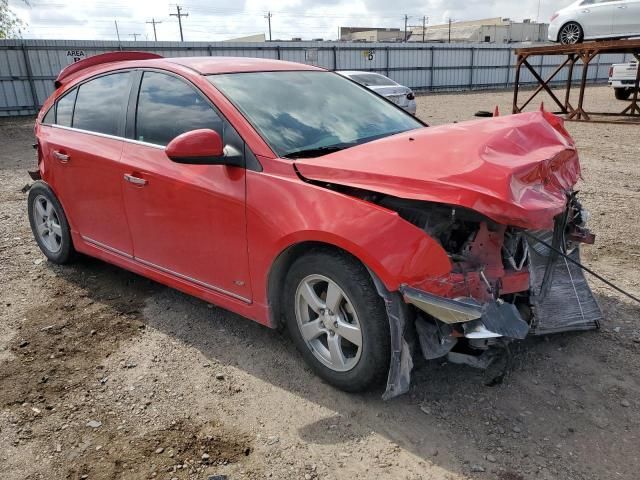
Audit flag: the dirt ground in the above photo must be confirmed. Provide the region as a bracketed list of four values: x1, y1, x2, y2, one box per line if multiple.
[1, 85, 639, 480]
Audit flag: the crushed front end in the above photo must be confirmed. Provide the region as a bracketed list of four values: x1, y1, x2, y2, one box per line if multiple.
[380, 194, 602, 398]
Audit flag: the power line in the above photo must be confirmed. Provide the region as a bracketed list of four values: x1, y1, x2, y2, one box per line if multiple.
[146, 18, 162, 42]
[170, 5, 189, 42]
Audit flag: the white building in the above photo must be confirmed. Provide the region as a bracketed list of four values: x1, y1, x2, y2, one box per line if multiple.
[409, 18, 548, 43]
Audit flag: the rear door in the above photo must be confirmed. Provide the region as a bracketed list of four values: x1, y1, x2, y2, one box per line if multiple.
[579, 0, 617, 37]
[40, 71, 134, 256]
[119, 70, 252, 302]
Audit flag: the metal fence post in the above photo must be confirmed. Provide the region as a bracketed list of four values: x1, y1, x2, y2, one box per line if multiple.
[386, 46, 390, 77]
[469, 47, 475, 90]
[332, 46, 337, 71]
[276, 45, 281, 60]
[21, 42, 39, 113]
[429, 46, 435, 91]
[505, 48, 512, 87]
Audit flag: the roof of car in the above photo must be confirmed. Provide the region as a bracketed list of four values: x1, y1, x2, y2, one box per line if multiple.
[165, 56, 325, 74]
[54, 52, 327, 87]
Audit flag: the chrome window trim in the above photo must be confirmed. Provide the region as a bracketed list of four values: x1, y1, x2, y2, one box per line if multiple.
[51, 124, 165, 150]
[82, 235, 251, 304]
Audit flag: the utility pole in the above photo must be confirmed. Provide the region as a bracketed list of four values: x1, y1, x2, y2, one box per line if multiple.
[146, 18, 162, 41]
[448, 18, 453, 43]
[422, 15, 427, 42]
[114, 20, 121, 42]
[404, 14, 409, 42]
[265, 11, 272, 41]
[129, 33, 141, 41]
[536, 0, 542, 22]
[170, 5, 188, 42]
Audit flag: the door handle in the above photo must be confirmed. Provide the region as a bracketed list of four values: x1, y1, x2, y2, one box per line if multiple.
[53, 151, 70, 162]
[123, 173, 148, 186]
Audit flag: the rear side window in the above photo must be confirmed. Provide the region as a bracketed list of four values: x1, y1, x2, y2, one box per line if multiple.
[55, 89, 77, 127]
[135, 71, 222, 146]
[72, 72, 131, 136]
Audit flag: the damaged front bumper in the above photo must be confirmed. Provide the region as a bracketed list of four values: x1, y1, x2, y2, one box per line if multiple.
[401, 287, 530, 340]
[380, 240, 603, 401]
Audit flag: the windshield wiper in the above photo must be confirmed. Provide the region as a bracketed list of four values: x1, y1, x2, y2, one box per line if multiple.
[283, 144, 353, 159]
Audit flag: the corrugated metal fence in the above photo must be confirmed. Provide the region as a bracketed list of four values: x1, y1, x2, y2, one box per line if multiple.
[0, 39, 633, 117]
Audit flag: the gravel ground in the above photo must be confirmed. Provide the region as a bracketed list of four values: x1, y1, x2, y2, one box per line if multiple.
[1, 85, 639, 480]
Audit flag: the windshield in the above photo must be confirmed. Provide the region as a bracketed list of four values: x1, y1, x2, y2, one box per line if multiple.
[349, 73, 397, 87]
[208, 71, 422, 158]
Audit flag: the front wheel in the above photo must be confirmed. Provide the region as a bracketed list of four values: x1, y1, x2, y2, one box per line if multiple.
[615, 88, 633, 100]
[283, 250, 390, 392]
[558, 22, 583, 45]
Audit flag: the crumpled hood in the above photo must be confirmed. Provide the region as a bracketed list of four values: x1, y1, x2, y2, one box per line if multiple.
[294, 111, 580, 230]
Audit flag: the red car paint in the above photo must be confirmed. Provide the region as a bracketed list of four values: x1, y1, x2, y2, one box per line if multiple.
[166, 129, 224, 160]
[295, 111, 580, 231]
[35, 54, 581, 330]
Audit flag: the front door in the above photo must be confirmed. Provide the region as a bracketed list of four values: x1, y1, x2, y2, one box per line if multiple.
[578, 0, 617, 37]
[41, 72, 134, 256]
[120, 71, 252, 302]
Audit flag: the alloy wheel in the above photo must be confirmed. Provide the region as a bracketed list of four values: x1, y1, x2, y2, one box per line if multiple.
[560, 24, 581, 45]
[33, 194, 63, 253]
[295, 274, 363, 372]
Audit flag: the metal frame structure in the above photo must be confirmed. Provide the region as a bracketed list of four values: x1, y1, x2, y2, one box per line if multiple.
[513, 39, 640, 124]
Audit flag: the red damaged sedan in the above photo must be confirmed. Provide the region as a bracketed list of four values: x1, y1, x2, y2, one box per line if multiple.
[29, 52, 601, 398]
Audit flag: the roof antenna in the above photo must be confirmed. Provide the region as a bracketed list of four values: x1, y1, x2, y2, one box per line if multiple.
[493, 105, 500, 117]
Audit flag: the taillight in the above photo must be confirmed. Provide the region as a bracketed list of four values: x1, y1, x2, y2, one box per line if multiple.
[406, 92, 415, 100]
[550, 13, 559, 22]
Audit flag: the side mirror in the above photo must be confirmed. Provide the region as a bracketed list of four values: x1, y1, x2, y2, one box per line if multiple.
[166, 129, 242, 166]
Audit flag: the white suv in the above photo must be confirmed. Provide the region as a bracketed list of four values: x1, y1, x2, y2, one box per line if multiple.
[549, 0, 640, 44]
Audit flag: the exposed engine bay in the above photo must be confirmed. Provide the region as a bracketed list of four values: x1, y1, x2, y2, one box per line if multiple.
[318, 183, 603, 399]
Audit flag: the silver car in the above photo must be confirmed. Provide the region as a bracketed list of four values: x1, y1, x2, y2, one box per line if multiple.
[337, 71, 417, 115]
[549, 0, 640, 44]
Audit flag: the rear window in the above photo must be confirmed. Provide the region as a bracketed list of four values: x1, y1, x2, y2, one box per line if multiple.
[72, 72, 131, 136]
[349, 73, 397, 87]
[55, 89, 77, 127]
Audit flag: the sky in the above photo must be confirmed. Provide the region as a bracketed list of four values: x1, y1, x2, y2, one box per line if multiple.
[10, 0, 577, 42]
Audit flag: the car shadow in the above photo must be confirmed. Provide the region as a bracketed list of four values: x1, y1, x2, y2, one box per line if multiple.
[53, 255, 640, 479]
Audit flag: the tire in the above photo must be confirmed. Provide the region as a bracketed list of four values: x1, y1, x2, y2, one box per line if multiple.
[615, 88, 632, 101]
[27, 181, 75, 264]
[558, 22, 583, 45]
[283, 249, 390, 392]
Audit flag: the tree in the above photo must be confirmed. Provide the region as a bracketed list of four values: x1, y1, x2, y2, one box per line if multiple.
[0, 0, 26, 39]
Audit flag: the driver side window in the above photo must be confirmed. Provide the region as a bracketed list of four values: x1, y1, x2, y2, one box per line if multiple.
[135, 71, 223, 146]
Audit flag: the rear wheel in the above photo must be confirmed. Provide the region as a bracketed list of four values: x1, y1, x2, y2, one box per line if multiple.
[558, 22, 583, 45]
[283, 250, 390, 392]
[615, 88, 632, 100]
[28, 182, 75, 264]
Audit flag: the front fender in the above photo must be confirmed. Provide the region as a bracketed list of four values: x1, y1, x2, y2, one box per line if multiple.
[246, 169, 452, 309]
